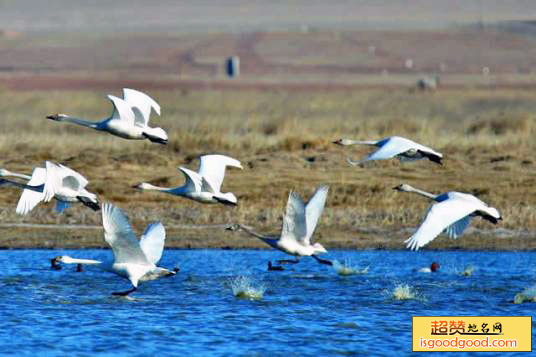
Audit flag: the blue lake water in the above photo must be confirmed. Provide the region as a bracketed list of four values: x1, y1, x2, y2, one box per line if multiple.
[0, 249, 534, 356]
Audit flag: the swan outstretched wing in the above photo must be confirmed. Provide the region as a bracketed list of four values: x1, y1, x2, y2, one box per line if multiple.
[16, 167, 47, 215]
[102, 203, 149, 265]
[444, 215, 472, 239]
[281, 191, 307, 242]
[304, 185, 329, 245]
[139, 222, 166, 264]
[364, 137, 415, 161]
[58, 164, 89, 188]
[43, 162, 62, 202]
[198, 155, 242, 193]
[178, 167, 203, 192]
[405, 198, 479, 250]
[107, 95, 136, 126]
[122, 88, 161, 127]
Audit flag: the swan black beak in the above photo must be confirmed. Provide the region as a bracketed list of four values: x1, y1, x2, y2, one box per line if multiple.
[46, 114, 59, 120]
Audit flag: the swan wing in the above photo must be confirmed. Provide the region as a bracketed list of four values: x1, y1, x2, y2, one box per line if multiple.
[101, 203, 149, 265]
[15, 167, 47, 215]
[122, 88, 161, 127]
[107, 95, 135, 126]
[198, 155, 242, 193]
[304, 185, 329, 245]
[281, 191, 307, 242]
[58, 164, 89, 188]
[444, 215, 472, 239]
[178, 167, 202, 192]
[405, 198, 479, 250]
[364, 137, 415, 161]
[139, 222, 166, 264]
[43, 161, 62, 202]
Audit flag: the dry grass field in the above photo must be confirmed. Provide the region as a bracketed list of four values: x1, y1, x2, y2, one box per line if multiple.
[0, 86, 535, 250]
[1, 17, 536, 250]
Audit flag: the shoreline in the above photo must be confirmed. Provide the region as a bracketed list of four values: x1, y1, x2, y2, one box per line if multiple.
[0, 225, 534, 251]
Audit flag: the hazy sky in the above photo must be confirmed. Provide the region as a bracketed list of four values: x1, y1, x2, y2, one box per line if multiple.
[1, 0, 535, 34]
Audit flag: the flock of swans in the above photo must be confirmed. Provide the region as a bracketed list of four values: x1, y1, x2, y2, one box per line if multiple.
[0, 88, 501, 295]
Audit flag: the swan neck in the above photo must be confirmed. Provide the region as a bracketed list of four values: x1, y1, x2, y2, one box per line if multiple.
[409, 187, 437, 200]
[0, 178, 43, 192]
[343, 139, 378, 146]
[66, 258, 102, 265]
[63, 116, 99, 129]
[0, 170, 31, 180]
[239, 224, 269, 240]
[142, 183, 174, 192]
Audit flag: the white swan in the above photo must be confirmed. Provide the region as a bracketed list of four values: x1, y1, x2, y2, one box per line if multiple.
[47, 88, 167, 144]
[134, 154, 243, 205]
[53, 203, 177, 296]
[394, 184, 502, 250]
[226, 185, 332, 267]
[0, 162, 99, 214]
[333, 136, 443, 166]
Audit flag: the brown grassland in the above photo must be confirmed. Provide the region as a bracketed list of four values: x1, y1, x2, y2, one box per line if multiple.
[0, 27, 535, 250]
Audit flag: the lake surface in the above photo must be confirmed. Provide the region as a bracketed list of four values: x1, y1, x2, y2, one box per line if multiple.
[0, 249, 534, 356]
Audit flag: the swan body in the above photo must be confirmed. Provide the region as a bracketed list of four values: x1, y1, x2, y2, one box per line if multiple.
[333, 136, 443, 166]
[226, 185, 332, 266]
[0, 162, 99, 214]
[394, 184, 501, 250]
[47, 88, 167, 144]
[135, 154, 243, 205]
[54, 203, 176, 295]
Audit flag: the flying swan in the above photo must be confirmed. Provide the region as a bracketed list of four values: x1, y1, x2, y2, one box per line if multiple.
[52, 203, 178, 295]
[47, 88, 167, 144]
[0, 162, 99, 214]
[226, 185, 332, 268]
[393, 184, 502, 250]
[134, 154, 243, 205]
[333, 136, 442, 166]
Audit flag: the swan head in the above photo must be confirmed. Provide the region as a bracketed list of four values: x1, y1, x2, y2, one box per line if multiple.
[225, 223, 242, 232]
[332, 138, 354, 146]
[132, 182, 153, 191]
[142, 127, 168, 145]
[54, 255, 75, 264]
[313, 242, 328, 254]
[0, 168, 12, 177]
[46, 113, 68, 121]
[393, 184, 414, 192]
[431, 262, 440, 272]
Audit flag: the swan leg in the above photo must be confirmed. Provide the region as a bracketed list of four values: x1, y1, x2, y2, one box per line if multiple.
[268, 261, 285, 271]
[112, 286, 137, 296]
[76, 264, 83, 272]
[277, 258, 301, 265]
[312, 255, 333, 266]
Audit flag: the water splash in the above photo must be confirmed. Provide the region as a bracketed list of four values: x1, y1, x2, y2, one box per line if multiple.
[332, 260, 369, 276]
[385, 283, 425, 301]
[461, 265, 475, 277]
[513, 285, 536, 304]
[229, 276, 266, 300]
